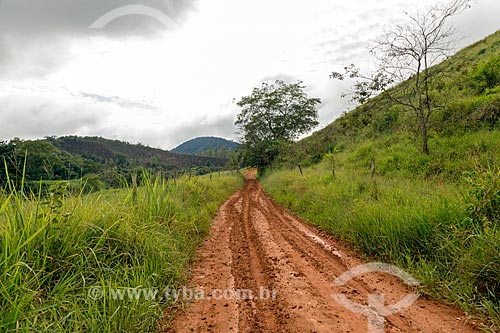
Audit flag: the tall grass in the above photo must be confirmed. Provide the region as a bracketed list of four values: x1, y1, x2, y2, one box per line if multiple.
[261, 131, 500, 329]
[0, 171, 244, 332]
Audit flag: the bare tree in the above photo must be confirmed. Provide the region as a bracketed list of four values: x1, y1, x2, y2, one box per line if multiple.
[331, 0, 472, 154]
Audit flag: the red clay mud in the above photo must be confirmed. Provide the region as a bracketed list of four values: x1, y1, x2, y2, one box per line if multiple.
[164, 170, 482, 333]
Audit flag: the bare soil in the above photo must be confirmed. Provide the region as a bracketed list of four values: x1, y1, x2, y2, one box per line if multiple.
[164, 170, 482, 332]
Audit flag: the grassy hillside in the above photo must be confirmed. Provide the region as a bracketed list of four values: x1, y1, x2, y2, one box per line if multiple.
[0, 171, 244, 332]
[288, 30, 500, 167]
[262, 30, 500, 329]
[172, 136, 240, 158]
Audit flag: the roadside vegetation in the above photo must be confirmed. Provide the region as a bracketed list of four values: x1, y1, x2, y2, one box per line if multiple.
[258, 26, 500, 331]
[0, 171, 244, 332]
[261, 129, 500, 328]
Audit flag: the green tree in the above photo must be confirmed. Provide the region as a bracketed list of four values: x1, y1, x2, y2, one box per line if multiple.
[331, 0, 472, 154]
[0, 140, 16, 185]
[235, 80, 321, 168]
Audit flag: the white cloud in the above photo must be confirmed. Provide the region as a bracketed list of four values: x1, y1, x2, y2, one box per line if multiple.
[0, 0, 498, 148]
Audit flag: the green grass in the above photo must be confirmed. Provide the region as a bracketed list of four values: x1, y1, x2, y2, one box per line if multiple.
[290, 31, 500, 165]
[261, 131, 500, 330]
[259, 29, 500, 331]
[0, 171, 244, 332]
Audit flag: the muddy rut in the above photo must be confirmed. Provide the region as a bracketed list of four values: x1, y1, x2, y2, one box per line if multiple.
[164, 170, 481, 332]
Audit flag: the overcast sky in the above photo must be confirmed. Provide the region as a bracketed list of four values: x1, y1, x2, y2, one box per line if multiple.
[0, 0, 499, 149]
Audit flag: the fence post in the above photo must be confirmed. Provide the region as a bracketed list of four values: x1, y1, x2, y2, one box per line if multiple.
[370, 158, 378, 198]
[331, 155, 335, 179]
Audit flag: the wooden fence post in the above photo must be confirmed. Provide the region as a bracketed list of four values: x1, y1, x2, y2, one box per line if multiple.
[370, 158, 378, 199]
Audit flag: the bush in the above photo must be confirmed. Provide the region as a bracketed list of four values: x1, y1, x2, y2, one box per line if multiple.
[463, 167, 500, 229]
[471, 55, 500, 94]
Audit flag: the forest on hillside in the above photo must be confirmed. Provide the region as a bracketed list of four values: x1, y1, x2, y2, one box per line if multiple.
[0, 136, 230, 193]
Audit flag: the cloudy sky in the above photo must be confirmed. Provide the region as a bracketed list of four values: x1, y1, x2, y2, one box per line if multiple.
[0, 0, 499, 149]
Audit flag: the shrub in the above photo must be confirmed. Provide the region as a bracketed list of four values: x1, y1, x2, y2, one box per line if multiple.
[471, 55, 500, 94]
[463, 167, 500, 229]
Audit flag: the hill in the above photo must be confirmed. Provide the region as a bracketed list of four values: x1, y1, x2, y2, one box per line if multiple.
[50, 136, 227, 170]
[289, 30, 500, 167]
[0, 136, 229, 191]
[261, 30, 500, 327]
[172, 136, 239, 157]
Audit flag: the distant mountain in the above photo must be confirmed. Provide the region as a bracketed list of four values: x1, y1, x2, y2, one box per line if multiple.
[172, 137, 240, 157]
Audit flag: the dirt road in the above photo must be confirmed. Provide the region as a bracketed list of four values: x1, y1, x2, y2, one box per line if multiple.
[165, 170, 481, 332]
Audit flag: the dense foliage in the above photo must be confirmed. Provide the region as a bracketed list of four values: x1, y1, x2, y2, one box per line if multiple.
[235, 80, 320, 169]
[0, 136, 230, 192]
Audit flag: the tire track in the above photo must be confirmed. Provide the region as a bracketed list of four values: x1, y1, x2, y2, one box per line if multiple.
[165, 170, 483, 332]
